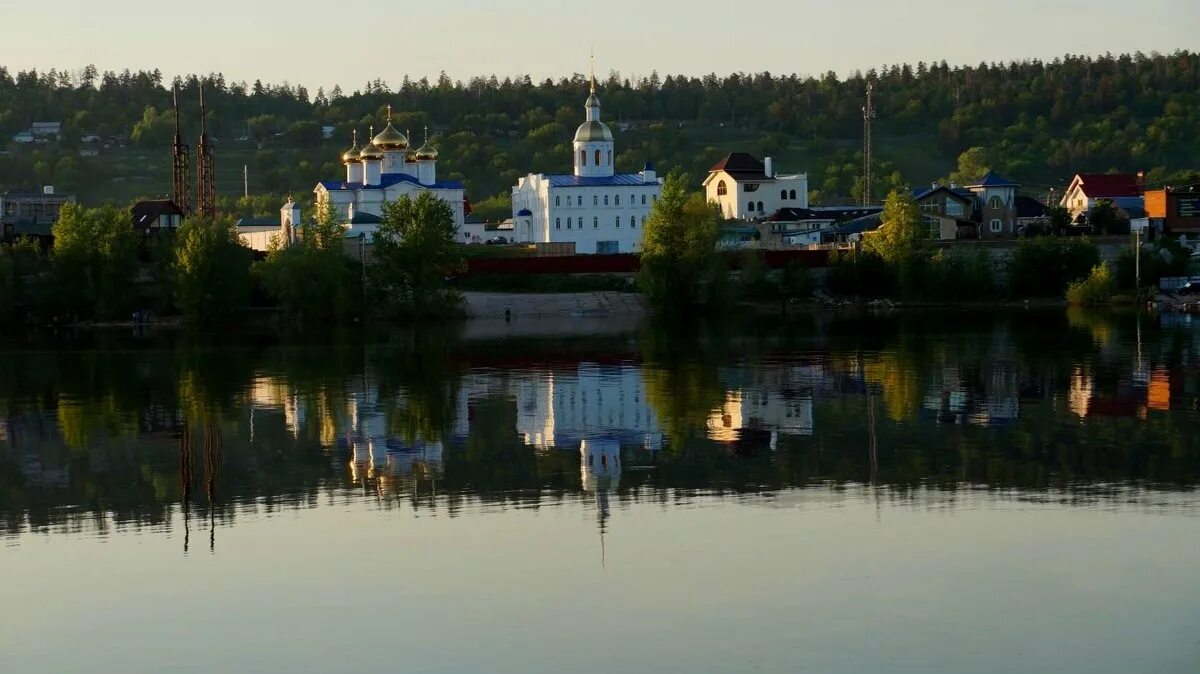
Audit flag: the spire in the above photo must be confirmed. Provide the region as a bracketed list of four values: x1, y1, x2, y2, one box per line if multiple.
[387, 103, 393, 121]
[590, 50, 596, 94]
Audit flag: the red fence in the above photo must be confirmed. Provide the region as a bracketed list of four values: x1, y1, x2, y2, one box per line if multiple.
[465, 249, 830, 276]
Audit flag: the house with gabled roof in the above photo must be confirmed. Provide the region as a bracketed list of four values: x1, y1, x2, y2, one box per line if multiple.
[1060, 173, 1143, 221]
[704, 153, 809, 220]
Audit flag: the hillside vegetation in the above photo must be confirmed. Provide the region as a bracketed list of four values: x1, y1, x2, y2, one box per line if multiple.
[1, 51, 1197, 217]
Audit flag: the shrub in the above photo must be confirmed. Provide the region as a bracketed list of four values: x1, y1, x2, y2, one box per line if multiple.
[923, 248, 996, 301]
[1066, 262, 1116, 305]
[826, 249, 890, 297]
[1009, 237, 1099, 297]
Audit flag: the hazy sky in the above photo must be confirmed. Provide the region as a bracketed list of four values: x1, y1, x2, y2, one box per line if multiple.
[2, 0, 1196, 90]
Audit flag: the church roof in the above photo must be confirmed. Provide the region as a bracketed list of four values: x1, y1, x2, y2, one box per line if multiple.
[319, 173, 465, 192]
[574, 120, 613, 143]
[546, 173, 654, 187]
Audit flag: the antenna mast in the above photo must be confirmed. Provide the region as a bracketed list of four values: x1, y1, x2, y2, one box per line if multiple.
[171, 84, 192, 215]
[862, 82, 876, 207]
[196, 84, 217, 220]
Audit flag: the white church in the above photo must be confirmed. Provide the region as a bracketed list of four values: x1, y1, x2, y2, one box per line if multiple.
[282, 107, 467, 243]
[511, 73, 663, 254]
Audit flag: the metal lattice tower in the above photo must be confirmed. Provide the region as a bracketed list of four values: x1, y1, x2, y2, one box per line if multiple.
[171, 85, 192, 215]
[196, 85, 217, 221]
[862, 82, 876, 207]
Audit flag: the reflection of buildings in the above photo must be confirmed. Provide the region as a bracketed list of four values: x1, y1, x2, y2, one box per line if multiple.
[1068, 365, 1178, 418]
[458, 364, 663, 452]
[708, 364, 824, 444]
[580, 438, 621, 566]
[920, 363, 1019, 427]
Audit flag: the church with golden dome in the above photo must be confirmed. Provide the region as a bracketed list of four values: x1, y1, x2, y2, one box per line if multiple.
[311, 106, 466, 241]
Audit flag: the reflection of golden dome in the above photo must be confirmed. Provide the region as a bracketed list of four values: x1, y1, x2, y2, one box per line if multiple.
[342, 131, 360, 164]
[372, 122, 409, 150]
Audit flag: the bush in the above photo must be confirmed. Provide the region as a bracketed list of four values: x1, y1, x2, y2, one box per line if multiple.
[922, 248, 996, 301]
[1009, 236, 1099, 297]
[1066, 262, 1116, 305]
[826, 249, 890, 297]
[1115, 237, 1191, 290]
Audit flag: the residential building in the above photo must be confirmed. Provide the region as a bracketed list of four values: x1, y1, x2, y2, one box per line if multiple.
[1015, 195, 1049, 232]
[130, 200, 184, 233]
[235, 216, 282, 252]
[11, 131, 34, 144]
[311, 111, 466, 242]
[913, 184, 979, 240]
[0, 187, 74, 241]
[1143, 187, 1200, 234]
[30, 122, 62, 139]
[767, 206, 882, 247]
[968, 171, 1020, 238]
[1060, 173, 1142, 221]
[703, 153, 809, 220]
[510, 73, 662, 255]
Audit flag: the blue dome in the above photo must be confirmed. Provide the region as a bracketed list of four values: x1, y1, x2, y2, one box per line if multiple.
[516, 208, 533, 217]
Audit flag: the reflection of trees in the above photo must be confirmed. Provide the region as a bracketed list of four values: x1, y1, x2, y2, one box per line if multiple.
[371, 326, 463, 443]
[640, 319, 732, 451]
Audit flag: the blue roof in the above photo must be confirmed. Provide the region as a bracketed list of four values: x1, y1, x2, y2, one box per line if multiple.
[319, 172, 465, 192]
[968, 170, 1019, 188]
[547, 173, 654, 188]
[831, 214, 882, 235]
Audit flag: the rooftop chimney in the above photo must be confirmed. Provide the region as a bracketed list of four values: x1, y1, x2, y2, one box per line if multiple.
[764, 157, 774, 179]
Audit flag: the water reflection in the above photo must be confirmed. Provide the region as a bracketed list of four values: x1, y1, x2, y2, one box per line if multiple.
[1, 309, 1199, 545]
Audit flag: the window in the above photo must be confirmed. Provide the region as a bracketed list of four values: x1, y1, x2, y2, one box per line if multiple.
[593, 217, 599, 229]
[717, 180, 728, 196]
[615, 216, 620, 228]
[790, 190, 797, 200]
[604, 195, 609, 206]
[555, 195, 560, 207]
[652, 195, 657, 202]
[921, 201, 940, 213]
[988, 195, 1003, 210]
[642, 194, 648, 205]
[595, 149, 601, 165]
[556, 218, 561, 229]
[990, 219, 1002, 233]
[580, 150, 587, 167]
[924, 216, 941, 239]
[615, 194, 620, 206]
[946, 201, 964, 217]
[757, 201, 765, 212]
[594, 195, 599, 206]
[781, 189, 788, 200]
[744, 183, 760, 193]
[567, 217, 572, 229]
[577, 196, 582, 206]
[607, 151, 612, 165]
[631, 216, 637, 228]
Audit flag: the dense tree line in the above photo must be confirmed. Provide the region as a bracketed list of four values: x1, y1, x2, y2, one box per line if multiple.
[1, 51, 1198, 212]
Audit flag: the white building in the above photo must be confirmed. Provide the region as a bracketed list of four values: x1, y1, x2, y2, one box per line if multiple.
[511, 74, 662, 254]
[703, 153, 809, 220]
[306, 109, 467, 242]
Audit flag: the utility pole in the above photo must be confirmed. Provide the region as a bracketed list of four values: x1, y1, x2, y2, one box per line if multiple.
[243, 165, 249, 199]
[862, 82, 876, 207]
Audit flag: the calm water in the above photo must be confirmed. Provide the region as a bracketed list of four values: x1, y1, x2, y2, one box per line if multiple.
[1, 310, 1198, 674]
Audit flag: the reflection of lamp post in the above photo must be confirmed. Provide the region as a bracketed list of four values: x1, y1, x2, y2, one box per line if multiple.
[358, 232, 367, 300]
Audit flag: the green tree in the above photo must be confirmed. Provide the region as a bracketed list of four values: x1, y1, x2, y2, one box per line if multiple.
[51, 203, 139, 319]
[259, 200, 360, 322]
[864, 190, 924, 264]
[1048, 206, 1072, 234]
[638, 172, 726, 312]
[947, 146, 990, 185]
[372, 192, 463, 316]
[173, 217, 253, 323]
[1088, 199, 1119, 235]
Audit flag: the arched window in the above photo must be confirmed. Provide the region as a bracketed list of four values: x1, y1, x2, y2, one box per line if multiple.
[593, 217, 598, 228]
[555, 218, 561, 229]
[555, 195, 560, 207]
[594, 195, 599, 206]
[595, 149, 601, 166]
[642, 194, 648, 205]
[567, 217, 572, 229]
[577, 196, 582, 206]
[615, 194, 620, 206]
[717, 180, 728, 196]
[988, 195, 1003, 210]
[616, 217, 621, 228]
[790, 190, 797, 200]
[631, 216, 637, 228]
[604, 195, 609, 206]
[758, 201, 765, 212]
[781, 189, 788, 200]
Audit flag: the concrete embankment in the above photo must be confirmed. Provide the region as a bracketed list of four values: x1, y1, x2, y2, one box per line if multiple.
[462, 291, 647, 320]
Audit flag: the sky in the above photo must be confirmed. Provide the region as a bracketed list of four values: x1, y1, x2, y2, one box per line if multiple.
[1, 0, 1197, 91]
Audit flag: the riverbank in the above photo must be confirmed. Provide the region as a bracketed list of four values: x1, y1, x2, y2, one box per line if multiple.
[461, 291, 648, 320]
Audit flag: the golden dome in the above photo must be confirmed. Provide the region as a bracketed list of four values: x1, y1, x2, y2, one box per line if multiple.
[414, 126, 438, 160]
[342, 131, 361, 164]
[359, 127, 384, 160]
[372, 105, 409, 150]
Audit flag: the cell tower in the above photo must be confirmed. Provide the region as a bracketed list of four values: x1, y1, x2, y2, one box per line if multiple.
[862, 82, 876, 207]
[196, 85, 217, 220]
[171, 85, 192, 215]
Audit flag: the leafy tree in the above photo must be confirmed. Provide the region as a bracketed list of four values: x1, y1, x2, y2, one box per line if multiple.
[864, 190, 924, 264]
[638, 172, 726, 311]
[173, 217, 252, 323]
[51, 203, 140, 319]
[1088, 199, 1120, 235]
[947, 146, 990, 185]
[1009, 237, 1099, 297]
[372, 192, 463, 316]
[1048, 206, 1072, 235]
[259, 200, 360, 322]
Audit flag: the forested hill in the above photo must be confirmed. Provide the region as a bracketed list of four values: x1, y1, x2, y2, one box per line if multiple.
[1, 51, 1197, 216]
